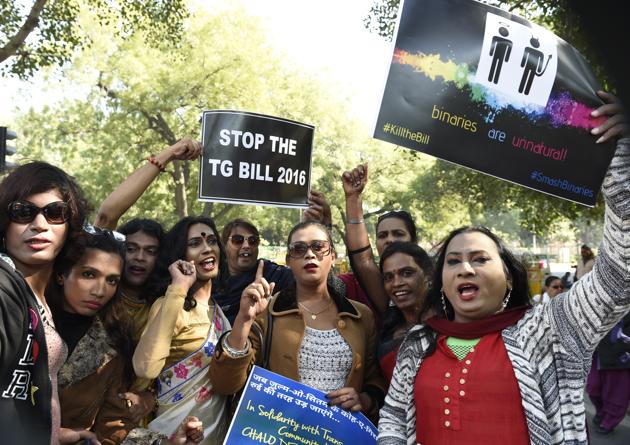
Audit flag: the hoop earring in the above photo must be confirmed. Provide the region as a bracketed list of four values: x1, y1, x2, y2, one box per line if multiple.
[497, 288, 512, 313]
[441, 290, 449, 318]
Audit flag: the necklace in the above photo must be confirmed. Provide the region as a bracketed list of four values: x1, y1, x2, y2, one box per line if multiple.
[298, 298, 333, 320]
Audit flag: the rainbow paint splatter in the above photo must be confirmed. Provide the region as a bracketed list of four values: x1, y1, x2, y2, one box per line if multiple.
[393, 49, 604, 129]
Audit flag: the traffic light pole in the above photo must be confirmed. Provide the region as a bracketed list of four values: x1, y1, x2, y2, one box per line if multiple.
[1, 126, 17, 172]
[0, 126, 7, 171]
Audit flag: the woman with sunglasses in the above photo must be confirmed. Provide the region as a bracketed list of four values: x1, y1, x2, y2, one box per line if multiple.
[210, 221, 386, 421]
[46, 228, 140, 444]
[0, 162, 90, 444]
[132, 217, 230, 444]
[214, 218, 295, 324]
[533, 275, 564, 304]
[378, 92, 630, 445]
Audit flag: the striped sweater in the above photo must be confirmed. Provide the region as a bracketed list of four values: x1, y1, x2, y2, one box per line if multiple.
[377, 138, 630, 445]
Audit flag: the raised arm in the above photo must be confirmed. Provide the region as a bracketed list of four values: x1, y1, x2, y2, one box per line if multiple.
[302, 190, 332, 226]
[342, 164, 388, 314]
[94, 138, 201, 230]
[549, 91, 630, 358]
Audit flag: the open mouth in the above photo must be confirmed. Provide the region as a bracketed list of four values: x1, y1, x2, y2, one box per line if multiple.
[129, 265, 146, 275]
[304, 263, 318, 272]
[393, 290, 411, 299]
[200, 257, 216, 271]
[457, 283, 479, 301]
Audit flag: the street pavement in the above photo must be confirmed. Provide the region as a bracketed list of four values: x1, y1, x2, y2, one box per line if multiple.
[584, 392, 630, 445]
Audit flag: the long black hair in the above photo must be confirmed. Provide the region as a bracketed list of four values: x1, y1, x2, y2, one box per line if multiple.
[49, 232, 135, 384]
[148, 216, 227, 311]
[379, 242, 433, 339]
[421, 226, 530, 321]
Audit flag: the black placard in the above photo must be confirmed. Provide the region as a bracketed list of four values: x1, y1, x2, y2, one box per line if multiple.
[199, 111, 314, 208]
[374, 0, 616, 206]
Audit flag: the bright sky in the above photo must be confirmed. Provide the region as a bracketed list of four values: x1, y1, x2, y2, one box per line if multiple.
[0, 0, 393, 128]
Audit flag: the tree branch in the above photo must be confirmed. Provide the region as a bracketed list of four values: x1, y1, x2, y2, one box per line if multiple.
[363, 202, 395, 219]
[213, 203, 234, 221]
[0, 0, 49, 64]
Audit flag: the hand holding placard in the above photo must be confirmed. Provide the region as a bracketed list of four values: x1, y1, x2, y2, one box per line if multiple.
[223, 366, 378, 445]
[591, 91, 629, 143]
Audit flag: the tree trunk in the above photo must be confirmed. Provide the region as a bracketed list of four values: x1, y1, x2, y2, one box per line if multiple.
[173, 160, 188, 218]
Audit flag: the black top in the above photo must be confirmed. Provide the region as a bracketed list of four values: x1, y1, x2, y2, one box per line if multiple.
[51, 308, 93, 356]
[212, 259, 294, 324]
[0, 256, 52, 444]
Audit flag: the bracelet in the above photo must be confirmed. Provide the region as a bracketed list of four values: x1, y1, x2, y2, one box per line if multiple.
[346, 218, 365, 224]
[348, 245, 371, 256]
[222, 334, 250, 358]
[147, 154, 166, 172]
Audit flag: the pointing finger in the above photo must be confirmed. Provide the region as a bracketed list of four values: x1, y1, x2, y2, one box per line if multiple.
[255, 259, 265, 282]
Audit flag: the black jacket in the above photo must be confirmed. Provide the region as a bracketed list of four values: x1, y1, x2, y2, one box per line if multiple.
[596, 312, 630, 370]
[212, 259, 294, 324]
[0, 256, 52, 444]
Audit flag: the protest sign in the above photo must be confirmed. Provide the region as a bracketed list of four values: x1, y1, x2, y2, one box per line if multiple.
[374, 0, 616, 206]
[224, 366, 378, 445]
[199, 111, 314, 208]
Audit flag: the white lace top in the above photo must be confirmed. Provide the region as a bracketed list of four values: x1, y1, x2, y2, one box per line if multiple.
[298, 326, 353, 393]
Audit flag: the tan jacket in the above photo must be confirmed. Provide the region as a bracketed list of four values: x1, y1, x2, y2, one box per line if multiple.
[58, 318, 137, 445]
[209, 288, 386, 420]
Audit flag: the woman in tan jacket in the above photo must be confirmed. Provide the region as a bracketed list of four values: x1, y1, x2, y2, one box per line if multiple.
[50, 228, 138, 444]
[210, 221, 385, 421]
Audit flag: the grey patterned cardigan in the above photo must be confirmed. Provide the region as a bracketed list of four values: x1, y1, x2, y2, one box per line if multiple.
[377, 138, 630, 445]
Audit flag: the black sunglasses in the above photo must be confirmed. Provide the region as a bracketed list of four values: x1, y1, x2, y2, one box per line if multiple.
[550, 285, 564, 290]
[288, 240, 331, 259]
[8, 201, 71, 225]
[229, 234, 260, 246]
[83, 224, 126, 242]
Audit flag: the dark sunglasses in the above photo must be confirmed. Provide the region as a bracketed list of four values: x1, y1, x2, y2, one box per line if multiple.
[8, 201, 71, 225]
[550, 285, 564, 290]
[288, 240, 331, 259]
[83, 224, 126, 242]
[229, 234, 260, 246]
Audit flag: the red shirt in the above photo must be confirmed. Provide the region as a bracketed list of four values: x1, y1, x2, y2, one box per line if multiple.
[414, 333, 530, 445]
[379, 346, 398, 385]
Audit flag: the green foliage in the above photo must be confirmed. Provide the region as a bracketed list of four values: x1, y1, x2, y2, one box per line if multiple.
[14, 7, 435, 247]
[0, 0, 188, 78]
[9, 2, 608, 249]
